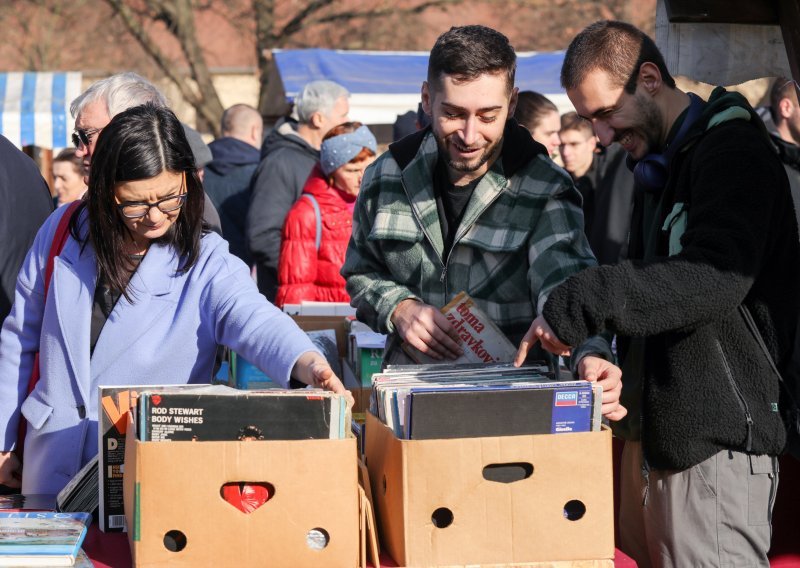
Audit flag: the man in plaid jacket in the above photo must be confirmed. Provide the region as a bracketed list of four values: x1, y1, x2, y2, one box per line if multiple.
[342, 25, 625, 419]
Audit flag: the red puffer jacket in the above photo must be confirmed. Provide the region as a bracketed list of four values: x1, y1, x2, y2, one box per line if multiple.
[276, 165, 356, 307]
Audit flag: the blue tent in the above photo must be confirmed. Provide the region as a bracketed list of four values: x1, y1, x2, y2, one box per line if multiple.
[273, 49, 571, 124]
[0, 72, 82, 149]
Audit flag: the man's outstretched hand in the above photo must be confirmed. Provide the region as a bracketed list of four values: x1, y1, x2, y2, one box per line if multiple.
[514, 315, 572, 366]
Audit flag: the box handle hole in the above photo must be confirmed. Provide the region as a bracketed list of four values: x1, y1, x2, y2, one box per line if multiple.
[163, 529, 187, 552]
[431, 507, 454, 528]
[220, 482, 274, 514]
[382, 474, 387, 495]
[482, 462, 534, 483]
[306, 527, 330, 550]
[564, 499, 586, 521]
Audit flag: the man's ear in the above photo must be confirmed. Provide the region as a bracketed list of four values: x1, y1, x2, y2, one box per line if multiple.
[638, 62, 662, 95]
[508, 86, 519, 117]
[778, 97, 796, 120]
[310, 111, 324, 129]
[421, 81, 433, 115]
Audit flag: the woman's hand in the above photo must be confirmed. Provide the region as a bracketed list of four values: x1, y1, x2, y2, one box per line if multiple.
[292, 351, 355, 407]
[0, 451, 21, 489]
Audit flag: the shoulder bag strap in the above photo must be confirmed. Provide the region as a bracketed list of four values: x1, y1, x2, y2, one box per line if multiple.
[16, 201, 81, 461]
[301, 194, 322, 251]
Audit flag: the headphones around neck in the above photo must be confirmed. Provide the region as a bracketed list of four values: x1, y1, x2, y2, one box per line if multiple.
[628, 92, 706, 193]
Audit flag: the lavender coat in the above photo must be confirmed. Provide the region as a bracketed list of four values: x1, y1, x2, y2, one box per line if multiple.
[0, 206, 318, 494]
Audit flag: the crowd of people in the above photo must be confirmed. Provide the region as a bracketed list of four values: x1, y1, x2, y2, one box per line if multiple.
[0, 18, 799, 568]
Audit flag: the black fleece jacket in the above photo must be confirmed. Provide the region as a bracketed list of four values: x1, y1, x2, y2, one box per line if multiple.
[543, 91, 800, 470]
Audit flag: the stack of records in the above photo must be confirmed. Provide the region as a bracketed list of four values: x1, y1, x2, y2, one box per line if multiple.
[136, 384, 351, 442]
[371, 362, 602, 439]
[56, 456, 98, 515]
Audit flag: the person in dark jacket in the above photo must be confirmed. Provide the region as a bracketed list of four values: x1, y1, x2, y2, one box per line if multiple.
[276, 122, 376, 307]
[247, 81, 350, 301]
[205, 104, 263, 265]
[0, 136, 54, 324]
[559, 111, 635, 264]
[766, 76, 800, 230]
[516, 21, 800, 567]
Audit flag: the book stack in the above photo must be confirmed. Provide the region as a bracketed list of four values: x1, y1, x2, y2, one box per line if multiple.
[370, 362, 602, 440]
[0, 512, 91, 567]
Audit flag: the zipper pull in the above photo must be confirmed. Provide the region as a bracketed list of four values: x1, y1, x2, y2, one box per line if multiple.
[745, 416, 754, 453]
[440, 264, 448, 283]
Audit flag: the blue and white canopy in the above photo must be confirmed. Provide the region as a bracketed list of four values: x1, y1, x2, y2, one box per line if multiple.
[273, 49, 572, 124]
[0, 72, 82, 149]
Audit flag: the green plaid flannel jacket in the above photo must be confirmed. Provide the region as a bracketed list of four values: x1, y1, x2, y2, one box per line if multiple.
[342, 120, 603, 362]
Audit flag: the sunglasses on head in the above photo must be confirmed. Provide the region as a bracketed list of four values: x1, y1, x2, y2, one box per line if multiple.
[72, 127, 103, 149]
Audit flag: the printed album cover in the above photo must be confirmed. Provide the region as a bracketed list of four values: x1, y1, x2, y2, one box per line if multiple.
[137, 385, 347, 442]
[97, 384, 208, 532]
[402, 291, 518, 365]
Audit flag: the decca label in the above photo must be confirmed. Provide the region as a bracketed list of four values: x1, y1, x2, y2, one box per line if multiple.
[554, 391, 578, 407]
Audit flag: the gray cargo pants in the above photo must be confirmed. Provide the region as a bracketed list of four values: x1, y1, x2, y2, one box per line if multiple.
[619, 441, 778, 568]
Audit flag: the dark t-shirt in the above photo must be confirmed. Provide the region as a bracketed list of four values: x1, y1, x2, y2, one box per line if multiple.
[90, 256, 143, 355]
[433, 158, 482, 261]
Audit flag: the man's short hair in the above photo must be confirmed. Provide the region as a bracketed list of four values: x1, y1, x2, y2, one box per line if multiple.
[560, 111, 594, 137]
[70, 72, 168, 119]
[221, 104, 263, 137]
[294, 80, 349, 125]
[427, 25, 516, 92]
[513, 91, 557, 132]
[561, 20, 675, 94]
[770, 76, 799, 123]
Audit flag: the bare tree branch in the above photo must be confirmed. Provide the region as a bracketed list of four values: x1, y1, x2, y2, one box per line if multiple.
[102, 0, 225, 136]
[279, 0, 460, 39]
[275, 0, 335, 40]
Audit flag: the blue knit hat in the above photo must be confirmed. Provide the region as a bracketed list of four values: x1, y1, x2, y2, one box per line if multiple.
[320, 125, 377, 176]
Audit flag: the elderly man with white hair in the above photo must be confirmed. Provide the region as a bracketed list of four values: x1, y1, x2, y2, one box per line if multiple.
[247, 80, 350, 301]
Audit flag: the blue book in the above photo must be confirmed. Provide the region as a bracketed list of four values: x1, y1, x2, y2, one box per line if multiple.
[0, 511, 91, 566]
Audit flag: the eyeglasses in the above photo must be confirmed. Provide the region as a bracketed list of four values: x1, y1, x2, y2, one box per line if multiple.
[117, 193, 188, 219]
[72, 127, 103, 149]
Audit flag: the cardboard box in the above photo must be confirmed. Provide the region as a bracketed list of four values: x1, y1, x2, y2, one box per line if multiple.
[124, 413, 360, 567]
[364, 412, 614, 566]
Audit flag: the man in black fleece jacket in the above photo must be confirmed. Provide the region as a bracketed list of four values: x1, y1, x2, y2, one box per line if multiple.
[515, 21, 800, 567]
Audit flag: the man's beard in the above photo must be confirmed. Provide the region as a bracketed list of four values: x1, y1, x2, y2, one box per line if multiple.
[435, 132, 502, 173]
[628, 91, 664, 156]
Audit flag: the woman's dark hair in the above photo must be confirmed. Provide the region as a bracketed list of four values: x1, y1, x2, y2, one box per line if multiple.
[69, 103, 204, 300]
[513, 91, 558, 132]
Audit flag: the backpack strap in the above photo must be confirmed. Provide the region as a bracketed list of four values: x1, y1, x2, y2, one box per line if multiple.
[301, 194, 322, 251]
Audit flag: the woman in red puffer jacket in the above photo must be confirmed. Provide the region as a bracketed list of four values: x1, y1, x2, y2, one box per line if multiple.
[276, 122, 377, 307]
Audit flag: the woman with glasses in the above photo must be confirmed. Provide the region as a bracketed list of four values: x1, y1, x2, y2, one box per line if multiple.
[0, 103, 350, 495]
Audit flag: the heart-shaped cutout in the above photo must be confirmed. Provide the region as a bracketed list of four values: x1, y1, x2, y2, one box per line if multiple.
[221, 482, 273, 514]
